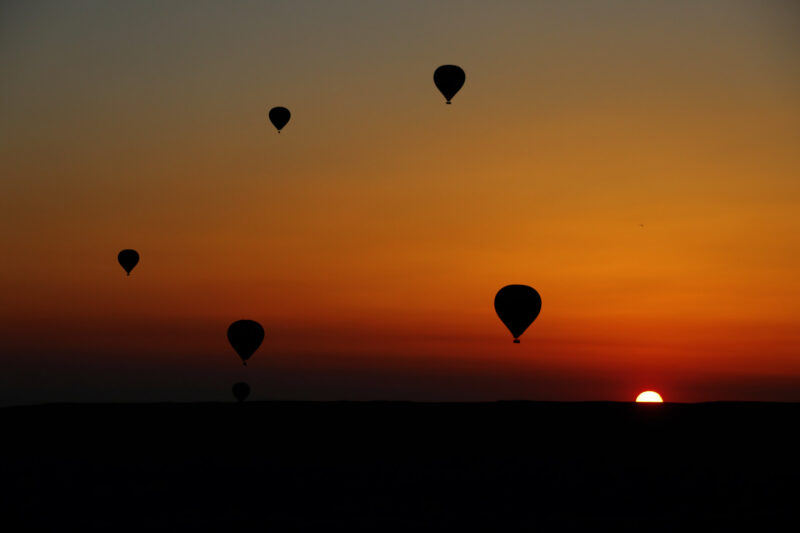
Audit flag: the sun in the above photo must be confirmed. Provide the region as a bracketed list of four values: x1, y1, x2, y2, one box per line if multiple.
[635, 391, 663, 403]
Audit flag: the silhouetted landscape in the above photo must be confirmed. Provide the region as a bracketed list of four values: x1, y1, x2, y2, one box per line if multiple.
[3, 2, 799, 530]
[3, 401, 797, 530]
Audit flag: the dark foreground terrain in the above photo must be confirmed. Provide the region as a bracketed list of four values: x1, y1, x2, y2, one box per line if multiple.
[1, 402, 798, 531]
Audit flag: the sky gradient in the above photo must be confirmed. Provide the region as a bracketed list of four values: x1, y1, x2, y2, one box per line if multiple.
[2, 0, 799, 404]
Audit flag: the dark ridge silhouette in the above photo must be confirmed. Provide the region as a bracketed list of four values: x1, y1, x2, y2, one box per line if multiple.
[433, 65, 465, 104]
[117, 249, 139, 276]
[1, 401, 797, 530]
[494, 284, 542, 342]
[268, 106, 291, 132]
[226, 319, 264, 366]
[232, 382, 250, 402]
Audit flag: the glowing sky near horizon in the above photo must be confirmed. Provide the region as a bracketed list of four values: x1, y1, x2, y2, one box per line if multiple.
[1, 0, 799, 404]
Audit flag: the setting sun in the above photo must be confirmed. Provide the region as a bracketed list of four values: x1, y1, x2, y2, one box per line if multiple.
[636, 391, 664, 403]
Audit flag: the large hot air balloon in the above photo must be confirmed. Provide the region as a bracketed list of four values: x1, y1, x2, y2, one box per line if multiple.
[227, 320, 264, 366]
[494, 285, 542, 343]
[268, 106, 291, 133]
[433, 65, 465, 104]
[117, 249, 139, 276]
[232, 382, 251, 403]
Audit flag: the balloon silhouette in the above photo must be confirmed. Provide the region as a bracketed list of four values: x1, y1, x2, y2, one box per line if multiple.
[232, 382, 251, 403]
[268, 107, 291, 133]
[117, 249, 139, 276]
[433, 65, 465, 104]
[494, 285, 542, 343]
[227, 320, 264, 366]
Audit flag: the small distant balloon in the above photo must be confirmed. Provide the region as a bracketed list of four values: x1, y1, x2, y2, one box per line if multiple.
[494, 285, 542, 343]
[232, 382, 251, 403]
[268, 107, 291, 133]
[227, 320, 264, 366]
[117, 249, 139, 276]
[433, 65, 465, 104]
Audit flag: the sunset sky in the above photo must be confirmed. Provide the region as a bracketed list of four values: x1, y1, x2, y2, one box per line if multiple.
[2, 0, 799, 404]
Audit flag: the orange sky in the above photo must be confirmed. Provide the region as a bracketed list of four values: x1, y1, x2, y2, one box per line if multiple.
[1, 1, 799, 403]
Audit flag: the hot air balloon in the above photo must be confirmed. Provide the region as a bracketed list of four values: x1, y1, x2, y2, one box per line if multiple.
[232, 382, 251, 403]
[268, 106, 291, 133]
[494, 285, 542, 343]
[227, 320, 264, 366]
[117, 249, 139, 276]
[433, 65, 465, 104]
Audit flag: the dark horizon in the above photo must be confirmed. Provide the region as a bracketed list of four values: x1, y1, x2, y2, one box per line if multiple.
[2, 3, 799, 529]
[3, 400, 798, 529]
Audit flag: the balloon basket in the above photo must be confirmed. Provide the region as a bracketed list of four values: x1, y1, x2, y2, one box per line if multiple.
[513, 339, 520, 344]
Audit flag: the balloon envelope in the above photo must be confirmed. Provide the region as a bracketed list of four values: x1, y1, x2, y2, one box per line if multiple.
[433, 65, 465, 103]
[494, 285, 542, 342]
[232, 382, 251, 403]
[268, 106, 291, 132]
[117, 249, 139, 276]
[227, 320, 264, 365]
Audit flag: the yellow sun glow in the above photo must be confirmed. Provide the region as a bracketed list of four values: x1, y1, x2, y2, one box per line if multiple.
[635, 391, 664, 403]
